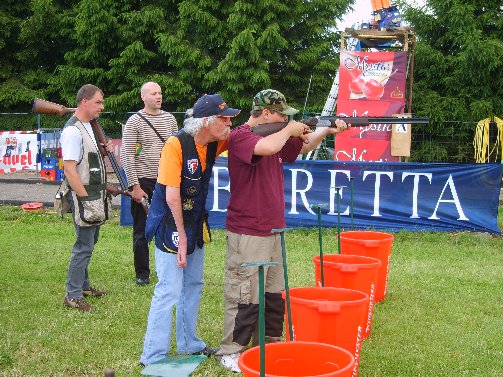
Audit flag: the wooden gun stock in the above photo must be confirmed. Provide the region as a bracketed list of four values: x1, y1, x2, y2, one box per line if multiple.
[106, 184, 150, 214]
[251, 116, 429, 137]
[32, 98, 76, 116]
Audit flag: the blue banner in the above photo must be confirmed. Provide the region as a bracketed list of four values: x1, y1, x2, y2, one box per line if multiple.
[206, 159, 502, 234]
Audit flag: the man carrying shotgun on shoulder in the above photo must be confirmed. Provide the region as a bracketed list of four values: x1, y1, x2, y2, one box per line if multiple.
[60, 84, 114, 312]
[217, 89, 350, 373]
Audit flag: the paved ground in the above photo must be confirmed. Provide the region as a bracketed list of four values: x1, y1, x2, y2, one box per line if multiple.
[0, 170, 122, 209]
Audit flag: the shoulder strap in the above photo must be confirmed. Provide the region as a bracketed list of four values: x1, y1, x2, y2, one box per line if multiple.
[136, 112, 166, 143]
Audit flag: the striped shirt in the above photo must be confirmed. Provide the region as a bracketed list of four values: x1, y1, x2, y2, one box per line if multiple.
[120, 110, 178, 187]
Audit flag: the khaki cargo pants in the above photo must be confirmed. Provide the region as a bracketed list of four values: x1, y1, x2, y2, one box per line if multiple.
[217, 231, 286, 356]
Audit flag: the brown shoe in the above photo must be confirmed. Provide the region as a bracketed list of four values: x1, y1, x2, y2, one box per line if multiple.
[63, 297, 95, 312]
[83, 287, 107, 298]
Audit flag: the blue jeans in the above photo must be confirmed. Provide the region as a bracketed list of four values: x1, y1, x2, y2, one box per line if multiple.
[66, 221, 100, 299]
[140, 246, 206, 365]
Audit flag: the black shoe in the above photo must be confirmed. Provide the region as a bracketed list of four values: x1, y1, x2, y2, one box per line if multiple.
[192, 346, 218, 356]
[136, 277, 150, 286]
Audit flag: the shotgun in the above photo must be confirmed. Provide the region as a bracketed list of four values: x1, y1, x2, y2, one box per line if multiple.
[251, 116, 429, 137]
[32, 98, 150, 214]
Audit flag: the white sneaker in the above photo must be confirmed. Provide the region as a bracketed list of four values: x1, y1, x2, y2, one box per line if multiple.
[220, 353, 241, 373]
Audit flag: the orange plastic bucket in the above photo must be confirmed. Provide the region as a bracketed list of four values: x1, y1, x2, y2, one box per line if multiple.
[339, 231, 394, 302]
[282, 287, 367, 377]
[313, 254, 381, 338]
[239, 341, 355, 377]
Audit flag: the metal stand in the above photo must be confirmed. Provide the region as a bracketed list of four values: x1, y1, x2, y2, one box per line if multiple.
[333, 186, 345, 253]
[241, 262, 278, 377]
[311, 203, 329, 287]
[271, 228, 294, 341]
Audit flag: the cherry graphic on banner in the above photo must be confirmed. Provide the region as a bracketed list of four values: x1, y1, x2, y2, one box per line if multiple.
[363, 79, 385, 100]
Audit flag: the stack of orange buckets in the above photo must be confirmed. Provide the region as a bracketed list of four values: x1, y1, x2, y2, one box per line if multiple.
[294, 230, 394, 376]
[239, 229, 394, 377]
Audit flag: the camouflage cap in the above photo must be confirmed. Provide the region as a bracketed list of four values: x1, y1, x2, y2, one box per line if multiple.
[252, 89, 299, 116]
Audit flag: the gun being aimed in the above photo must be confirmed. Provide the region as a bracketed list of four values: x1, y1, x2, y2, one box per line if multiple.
[251, 116, 429, 137]
[32, 98, 150, 214]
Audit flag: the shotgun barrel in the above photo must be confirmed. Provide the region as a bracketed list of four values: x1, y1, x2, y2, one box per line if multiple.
[252, 116, 428, 137]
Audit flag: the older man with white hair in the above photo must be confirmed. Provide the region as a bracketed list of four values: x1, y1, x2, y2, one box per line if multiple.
[140, 94, 240, 366]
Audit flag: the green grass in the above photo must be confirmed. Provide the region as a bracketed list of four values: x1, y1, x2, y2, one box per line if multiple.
[0, 205, 502, 377]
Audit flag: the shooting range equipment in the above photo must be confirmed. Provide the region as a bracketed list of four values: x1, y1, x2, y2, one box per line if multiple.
[251, 116, 429, 137]
[140, 355, 207, 377]
[340, 231, 394, 302]
[239, 342, 355, 377]
[333, 186, 345, 254]
[271, 227, 294, 341]
[310, 203, 329, 287]
[282, 286, 367, 376]
[312, 254, 381, 339]
[240, 262, 278, 377]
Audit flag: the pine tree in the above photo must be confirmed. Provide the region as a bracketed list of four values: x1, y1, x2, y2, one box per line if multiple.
[398, 0, 503, 161]
[401, 0, 503, 122]
[1, 0, 353, 114]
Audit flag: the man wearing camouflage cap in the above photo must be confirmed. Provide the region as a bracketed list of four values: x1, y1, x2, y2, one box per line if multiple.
[216, 89, 349, 372]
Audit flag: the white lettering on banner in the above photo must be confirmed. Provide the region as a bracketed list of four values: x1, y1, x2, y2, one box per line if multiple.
[362, 171, 394, 216]
[328, 170, 350, 215]
[208, 164, 476, 225]
[359, 123, 393, 138]
[344, 55, 392, 73]
[335, 147, 368, 161]
[210, 166, 229, 212]
[289, 169, 314, 215]
[430, 175, 469, 221]
[402, 172, 433, 218]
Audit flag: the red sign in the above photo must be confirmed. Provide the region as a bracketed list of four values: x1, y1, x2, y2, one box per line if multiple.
[335, 51, 407, 162]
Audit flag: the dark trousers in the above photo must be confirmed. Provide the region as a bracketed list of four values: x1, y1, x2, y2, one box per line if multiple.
[131, 177, 156, 279]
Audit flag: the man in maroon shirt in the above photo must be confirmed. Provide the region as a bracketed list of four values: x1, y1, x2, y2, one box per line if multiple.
[217, 89, 350, 373]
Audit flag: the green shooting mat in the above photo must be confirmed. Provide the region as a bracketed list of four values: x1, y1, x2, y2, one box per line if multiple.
[141, 355, 207, 377]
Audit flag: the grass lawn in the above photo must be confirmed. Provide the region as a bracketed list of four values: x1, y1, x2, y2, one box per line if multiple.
[0, 205, 502, 376]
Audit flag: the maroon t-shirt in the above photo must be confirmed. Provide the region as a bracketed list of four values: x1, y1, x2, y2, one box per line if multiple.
[226, 124, 303, 236]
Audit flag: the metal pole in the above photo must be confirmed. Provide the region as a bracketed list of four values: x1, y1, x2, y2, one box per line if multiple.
[317, 206, 325, 286]
[36, 113, 41, 176]
[258, 265, 265, 377]
[310, 203, 329, 287]
[241, 261, 278, 377]
[271, 228, 293, 340]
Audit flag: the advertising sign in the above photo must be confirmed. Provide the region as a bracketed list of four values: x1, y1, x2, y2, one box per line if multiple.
[335, 51, 408, 162]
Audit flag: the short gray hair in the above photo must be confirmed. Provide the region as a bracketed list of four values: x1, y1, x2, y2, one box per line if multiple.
[183, 108, 217, 136]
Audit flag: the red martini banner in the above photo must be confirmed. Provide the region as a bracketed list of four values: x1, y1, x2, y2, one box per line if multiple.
[335, 51, 408, 162]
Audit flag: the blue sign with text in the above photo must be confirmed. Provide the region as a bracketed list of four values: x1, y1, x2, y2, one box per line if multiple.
[205, 160, 502, 234]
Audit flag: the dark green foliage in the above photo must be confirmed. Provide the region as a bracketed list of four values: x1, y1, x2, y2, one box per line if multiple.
[398, 0, 503, 161]
[0, 0, 350, 115]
